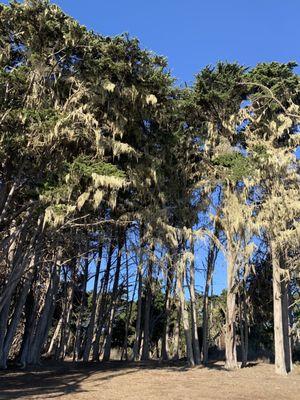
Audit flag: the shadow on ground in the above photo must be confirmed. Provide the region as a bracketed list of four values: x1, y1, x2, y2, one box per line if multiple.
[0, 359, 205, 399]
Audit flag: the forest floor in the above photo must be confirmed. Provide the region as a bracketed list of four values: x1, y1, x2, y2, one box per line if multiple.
[0, 360, 299, 400]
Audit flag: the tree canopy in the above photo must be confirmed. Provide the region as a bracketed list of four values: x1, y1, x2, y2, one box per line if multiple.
[0, 0, 299, 376]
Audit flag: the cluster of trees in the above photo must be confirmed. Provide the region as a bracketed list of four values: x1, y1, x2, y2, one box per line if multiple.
[0, 0, 299, 376]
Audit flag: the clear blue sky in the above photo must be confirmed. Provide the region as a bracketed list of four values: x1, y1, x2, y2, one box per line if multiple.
[50, 0, 300, 85]
[3, 0, 299, 293]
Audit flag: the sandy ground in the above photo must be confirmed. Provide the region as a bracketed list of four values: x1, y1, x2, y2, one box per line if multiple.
[0, 360, 299, 400]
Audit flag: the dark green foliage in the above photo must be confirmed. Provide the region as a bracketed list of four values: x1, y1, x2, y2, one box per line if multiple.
[193, 62, 248, 122]
[67, 156, 126, 180]
[247, 62, 298, 103]
[213, 152, 253, 181]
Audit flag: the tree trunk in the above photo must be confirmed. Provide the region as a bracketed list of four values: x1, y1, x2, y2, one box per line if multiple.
[73, 254, 89, 361]
[202, 235, 217, 364]
[121, 238, 135, 361]
[188, 239, 201, 365]
[0, 302, 11, 369]
[172, 304, 181, 360]
[132, 261, 143, 361]
[0, 214, 42, 314]
[19, 288, 37, 367]
[177, 267, 194, 367]
[83, 243, 103, 361]
[239, 285, 248, 367]
[58, 271, 75, 360]
[225, 254, 238, 370]
[161, 264, 173, 361]
[141, 248, 153, 361]
[271, 242, 292, 375]
[27, 261, 60, 365]
[47, 316, 62, 357]
[102, 232, 124, 361]
[0, 266, 35, 368]
[92, 236, 115, 361]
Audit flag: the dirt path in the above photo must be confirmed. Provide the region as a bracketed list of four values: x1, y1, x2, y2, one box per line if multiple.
[0, 361, 299, 400]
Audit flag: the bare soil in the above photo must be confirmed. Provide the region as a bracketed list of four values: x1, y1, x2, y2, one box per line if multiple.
[0, 360, 299, 400]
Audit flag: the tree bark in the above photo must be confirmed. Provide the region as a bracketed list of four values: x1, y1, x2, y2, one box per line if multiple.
[202, 236, 217, 364]
[47, 316, 62, 357]
[188, 239, 201, 364]
[73, 253, 89, 361]
[172, 304, 181, 360]
[161, 263, 174, 361]
[177, 266, 194, 367]
[132, 260, 143, 361]
[0, 267, 34, 368]
[0, 214, 42, 314]
[121, 238, 135, 361]
[83, 243, 103, 361]
[102, 231, 124, 361]
[271, 242, 292, 375]
[58, 266, 75, 360]
[27, 260, 60, 365]
[92, 236, 115, 361]
[225, 253, 238, 370]
[141, 247, 153, 361]
[239, 284, 248, 367]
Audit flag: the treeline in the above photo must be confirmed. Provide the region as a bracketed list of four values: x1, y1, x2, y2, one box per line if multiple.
[0, 0, 299, 376]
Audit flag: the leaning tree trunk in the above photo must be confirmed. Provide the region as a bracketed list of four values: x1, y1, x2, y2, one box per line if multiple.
[21, 257, 60, 367]
[0, 214, 42, 314]
[47, 316, 62, 358]
[0, 301, 11, 369]
[271, 242, 292, 375]
[28, 262, 60, 365]
[0, 263, 36, 369]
